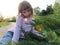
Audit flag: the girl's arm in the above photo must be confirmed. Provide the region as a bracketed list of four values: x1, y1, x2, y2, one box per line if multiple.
[12, 17, 22, 43]
[30, 19, 45, 38]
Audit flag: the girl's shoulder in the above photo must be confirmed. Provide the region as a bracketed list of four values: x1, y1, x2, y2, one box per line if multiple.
[16, 15, 23, 25]
[16, 14, 23, 21]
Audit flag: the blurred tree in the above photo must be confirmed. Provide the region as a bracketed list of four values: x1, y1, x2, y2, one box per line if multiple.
[40, 5, 54, 15]
[46, 5, 54, 14]
[4, 18, 10, 22]
[53, 2, 60, 15]
[40, 10, 47, 15]
[10, 16, 16, 22]
[0, 12, 4, 22]
[33, 7, 40, 15]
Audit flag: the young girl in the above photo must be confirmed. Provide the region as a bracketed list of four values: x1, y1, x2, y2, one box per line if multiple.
[0, 1, 45, 45]
[12, 0, 45, 43]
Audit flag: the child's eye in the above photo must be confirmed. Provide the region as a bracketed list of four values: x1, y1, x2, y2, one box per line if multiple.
[23, 12, 26, 13]
[22, 11, 26, 13]
[27, 10, 30, 12]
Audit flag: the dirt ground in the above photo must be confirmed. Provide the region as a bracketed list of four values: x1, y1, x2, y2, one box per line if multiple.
[0, 22, 16, 40]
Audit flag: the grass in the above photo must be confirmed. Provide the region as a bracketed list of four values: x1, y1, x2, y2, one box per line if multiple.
[0, 21, 10, 27]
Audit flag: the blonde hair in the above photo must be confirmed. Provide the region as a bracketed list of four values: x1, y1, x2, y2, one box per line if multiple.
[17, 1, 33, 18]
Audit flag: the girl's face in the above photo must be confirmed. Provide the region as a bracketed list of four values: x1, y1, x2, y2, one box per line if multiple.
[21, 9, 31, 18]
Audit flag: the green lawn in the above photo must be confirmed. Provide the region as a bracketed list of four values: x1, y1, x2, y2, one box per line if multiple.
[0, 21, 10, 27]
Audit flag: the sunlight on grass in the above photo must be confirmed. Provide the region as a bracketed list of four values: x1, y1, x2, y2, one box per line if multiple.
[0, 22, 10, 27]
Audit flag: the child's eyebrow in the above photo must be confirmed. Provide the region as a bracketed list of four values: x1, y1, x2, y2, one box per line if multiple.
[21, 8, 31, 13]
[21, 10, 26, 13]
[27, 7, 30, 10]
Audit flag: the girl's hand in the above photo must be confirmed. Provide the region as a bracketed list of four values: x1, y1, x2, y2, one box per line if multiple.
[42, 35, 47, 39]
[43, 36, 46, 38]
